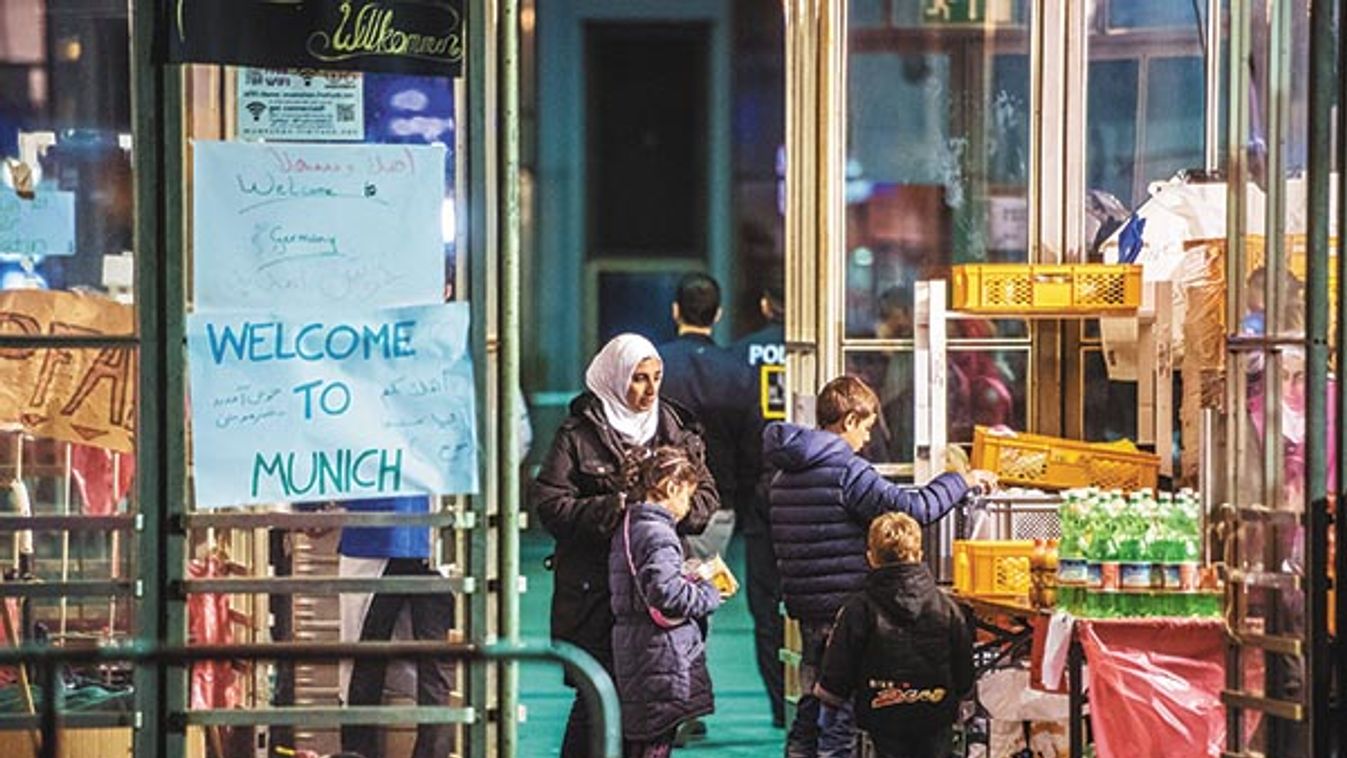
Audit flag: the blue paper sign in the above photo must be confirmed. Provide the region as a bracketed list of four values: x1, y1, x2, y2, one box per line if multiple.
[0, 187, 76, 259]
[192, 140, 446, 311]
[187, 302, 478, 507]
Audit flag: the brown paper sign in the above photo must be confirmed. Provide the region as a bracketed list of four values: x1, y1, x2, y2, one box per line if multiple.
[0, 291, 135, 452]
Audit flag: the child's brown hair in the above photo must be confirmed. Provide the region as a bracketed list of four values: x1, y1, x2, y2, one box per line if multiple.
[634, 445, 699, 503]
[816, 375, 880, 428]
[868, 512, 923, 565]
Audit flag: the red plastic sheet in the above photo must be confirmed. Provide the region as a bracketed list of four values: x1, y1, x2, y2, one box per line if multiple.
[1078, 618, 1244, 758]
[187, 555, 245, 709]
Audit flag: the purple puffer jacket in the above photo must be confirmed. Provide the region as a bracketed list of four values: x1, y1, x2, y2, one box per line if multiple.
[609, 502, 722, 741]
[764, 422, 969, 622]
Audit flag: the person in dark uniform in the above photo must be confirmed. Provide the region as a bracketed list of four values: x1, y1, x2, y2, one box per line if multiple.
[657, 273, 755, 564]
[729, 280, 787, 727]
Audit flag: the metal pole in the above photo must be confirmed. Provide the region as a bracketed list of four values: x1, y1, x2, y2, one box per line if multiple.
[1304, 0, 1334, 750]
[1224, 0, 1251, 750]
[1338, 0, 1347, 716]
[498, 0, 522, 754]
[38, 658, 57, 758]
[1204, 0, 1222, 172]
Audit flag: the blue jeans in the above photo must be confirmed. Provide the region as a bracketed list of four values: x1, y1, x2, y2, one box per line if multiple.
[785, 620, 856, 758]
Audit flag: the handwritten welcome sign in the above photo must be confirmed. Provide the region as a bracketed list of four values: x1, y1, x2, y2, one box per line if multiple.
[166, 0, 464, 77]
[187, 302, 478, 507]
[0, 188, 76, 259]
[193, 141, 445, 311]
[0, 291, 135, 452]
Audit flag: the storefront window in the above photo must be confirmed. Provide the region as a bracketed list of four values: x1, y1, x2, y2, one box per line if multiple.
[841, 3, 1032, 461]
[0, 0, 139, 738]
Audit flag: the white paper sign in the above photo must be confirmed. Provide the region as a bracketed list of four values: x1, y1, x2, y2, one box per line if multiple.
[0, 188, 76, 258]
[187, 302, 479, 507]
[236, 67, 365, 142]
[193, 141, 445, 311]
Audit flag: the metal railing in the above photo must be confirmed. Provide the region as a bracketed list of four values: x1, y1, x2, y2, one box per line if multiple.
[0, 639, 621, 758]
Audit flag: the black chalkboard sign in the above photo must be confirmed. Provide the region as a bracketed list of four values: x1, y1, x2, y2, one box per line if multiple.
[164, 0, 465, 77]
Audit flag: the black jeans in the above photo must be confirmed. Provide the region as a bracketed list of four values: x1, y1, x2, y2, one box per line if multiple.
[744, 532, 785, 724]
[869, 727, 952, 758]
[342, 558, 455, 758]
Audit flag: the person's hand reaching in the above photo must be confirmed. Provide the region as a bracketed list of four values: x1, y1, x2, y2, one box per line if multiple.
[963, 469, 999, 495]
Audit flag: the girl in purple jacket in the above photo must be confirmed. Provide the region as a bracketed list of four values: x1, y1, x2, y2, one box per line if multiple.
[610, 446, 725, 757]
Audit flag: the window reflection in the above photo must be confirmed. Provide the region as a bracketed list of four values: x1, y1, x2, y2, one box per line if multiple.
[845, 347, 1028, 464]
[844, 9, 1031, 340]
[1, 1, 135, 303]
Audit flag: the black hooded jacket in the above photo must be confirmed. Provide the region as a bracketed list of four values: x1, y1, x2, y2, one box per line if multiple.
[817, 562, 974, 738]
[528, 392, 719, 670]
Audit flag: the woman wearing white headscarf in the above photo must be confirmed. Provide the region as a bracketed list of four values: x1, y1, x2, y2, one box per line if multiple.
[530, 333, 719, 758]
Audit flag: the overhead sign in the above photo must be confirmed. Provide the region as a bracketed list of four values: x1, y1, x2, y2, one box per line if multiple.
[192, 140, 445, 311]
[922, 0, 1016, 24]
[0, 291, 135, 452]
[237, 67, 365, 142]
[0, 188, 76, 259]
[187, 302, 479, 508]
[166, 0, 465, 77]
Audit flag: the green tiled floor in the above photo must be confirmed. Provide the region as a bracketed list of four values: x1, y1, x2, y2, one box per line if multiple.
[518, 527, 787, 757]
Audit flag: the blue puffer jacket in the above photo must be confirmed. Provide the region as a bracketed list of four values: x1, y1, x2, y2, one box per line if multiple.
[764, 422, 969, 622]
[609, 503, 722, 741]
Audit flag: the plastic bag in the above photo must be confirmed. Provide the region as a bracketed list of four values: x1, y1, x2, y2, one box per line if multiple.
[978, 668, 1070, 722]
[1077, 618, 1226, 758]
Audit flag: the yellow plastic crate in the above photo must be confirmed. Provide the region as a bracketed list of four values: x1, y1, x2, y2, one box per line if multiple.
[951, 263, 1142, 314]
[972, 426, 1160, 491]
[953, 540, 1034, 598]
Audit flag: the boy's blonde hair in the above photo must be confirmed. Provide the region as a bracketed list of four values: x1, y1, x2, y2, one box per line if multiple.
[868, 512, 923, 565]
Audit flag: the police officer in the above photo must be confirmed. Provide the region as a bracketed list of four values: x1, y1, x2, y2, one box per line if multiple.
[729, 279, 787, 727]
[656, 272, 754, 564]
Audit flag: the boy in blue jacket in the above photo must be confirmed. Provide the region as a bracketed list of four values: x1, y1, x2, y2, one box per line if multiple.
[764, 375, 994, 758]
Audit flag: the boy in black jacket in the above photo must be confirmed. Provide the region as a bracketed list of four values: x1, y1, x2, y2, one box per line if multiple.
[815, 512, 974, 758]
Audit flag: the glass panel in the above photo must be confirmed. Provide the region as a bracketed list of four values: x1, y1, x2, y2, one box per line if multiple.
[1143, 57, 1206, 192]
[844, 6, 1031, 338]
[845, 347, 1028, 463]
[850, 0, 889, 28]
[181, 58, 469, 751]
[948, 347, 1028, 443]
[0, 1, 135, 318]
[1086, 59, 1139, 211]
[0, 349, 136, 698]
[1107, 0, 1202, 30]
[845, 350, 914, 463]
[1081, 348, 1138, 442]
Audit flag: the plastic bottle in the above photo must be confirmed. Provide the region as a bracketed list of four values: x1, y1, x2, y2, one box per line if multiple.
[1042, 538, 1060, 609]
[1030, 539, 1047, 608]
[1088, 494, 1121, 618]
[1057, 492, 1089, 614]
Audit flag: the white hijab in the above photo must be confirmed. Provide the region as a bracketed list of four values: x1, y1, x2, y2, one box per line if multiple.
[585, 333, 661, 445]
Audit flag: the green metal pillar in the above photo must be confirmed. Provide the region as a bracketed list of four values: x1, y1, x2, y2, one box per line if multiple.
[468, 0, 501, 754]
[497, 0, 523, 754]
[1305, 0, 1335, 750]
[129, 1, 188, 754]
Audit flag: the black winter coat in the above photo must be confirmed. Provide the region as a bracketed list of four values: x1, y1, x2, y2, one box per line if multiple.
[817, 563, 974, 739]
[529, 393, 719, 672]
[609, 503, 721, 740]
[763, 422, 968, 622]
